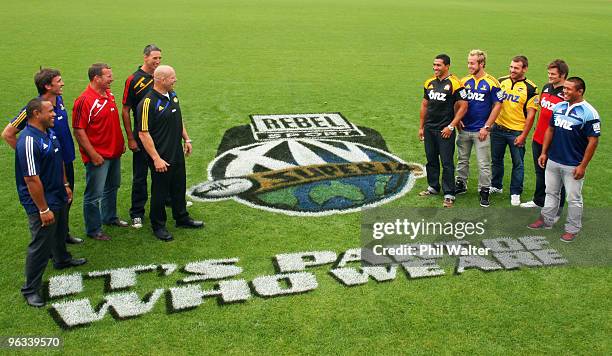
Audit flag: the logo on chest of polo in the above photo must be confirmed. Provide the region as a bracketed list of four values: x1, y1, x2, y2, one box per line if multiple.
[540, 97, 558, 110]
[428, 91, 447, 101]
[502, 92, 520, 103]
[467, 91, 485, 101]
[188, 113, 424, 216]
[554, 117, 575, 131]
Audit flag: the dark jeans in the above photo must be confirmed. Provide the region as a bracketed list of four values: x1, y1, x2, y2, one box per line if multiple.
[83, 158, 121, 236]
[423, 127, 455, 197]
[21, 205, 72, 297]
[130, 149, 149, 219]
[532, 141, 565, 211]
[149, 159, 189, 231]
[491, 125, 525, 195]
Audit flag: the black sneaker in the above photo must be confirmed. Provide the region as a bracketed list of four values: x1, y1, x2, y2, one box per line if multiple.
[479, 188, 490, 207]
[455, 179, 467, 195]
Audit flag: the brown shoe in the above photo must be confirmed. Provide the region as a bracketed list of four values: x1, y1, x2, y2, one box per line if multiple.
[88, 231, 111, 241]
[104, 219, 129, 227]
[443, 198, 454, 208]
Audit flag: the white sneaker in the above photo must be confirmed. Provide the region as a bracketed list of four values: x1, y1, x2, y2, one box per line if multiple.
[131, 217, 143, 229]
[520, 200, 539, 208]
[511, 194, 521, 206]
[490, 187, 503, 194]
[186, 201, 193, 208]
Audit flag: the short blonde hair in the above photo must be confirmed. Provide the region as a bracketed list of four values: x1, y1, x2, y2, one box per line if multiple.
[468, 49, 487, 66]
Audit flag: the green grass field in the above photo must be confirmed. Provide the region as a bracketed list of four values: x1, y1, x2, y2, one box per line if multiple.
[0, 0, 610, 354]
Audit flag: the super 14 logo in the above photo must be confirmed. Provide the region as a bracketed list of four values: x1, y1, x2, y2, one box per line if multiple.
[188, 113, 424, 216]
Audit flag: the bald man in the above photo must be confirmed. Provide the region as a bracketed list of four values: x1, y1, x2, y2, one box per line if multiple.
[137, 65, 203, 241]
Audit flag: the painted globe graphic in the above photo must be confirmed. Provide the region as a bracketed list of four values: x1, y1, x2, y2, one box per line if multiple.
[189, 139, 422, 216]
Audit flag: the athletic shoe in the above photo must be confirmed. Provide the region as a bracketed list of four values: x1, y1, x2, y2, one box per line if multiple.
[520, 200, 539, 208]
[419, 187, 438, 197]
[186, 201, 193, 208]
[560, 232, 577, 242]
[455, 179, 467, 195]
[511, 194, 521, 206]
[479, 189, 490, 208]
[527, 218, 552, 230]
[131, 217, 143, 229]
[443, 198, 454, 208]
[490, 187, 503, 194]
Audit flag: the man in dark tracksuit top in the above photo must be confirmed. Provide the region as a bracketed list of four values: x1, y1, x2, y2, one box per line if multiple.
[122, 44, 162, 229]
[137, 65, 203, 241]
[419, 54, 468, 208]
[15, 98, 86, 307]
[2, 68, 82, 244]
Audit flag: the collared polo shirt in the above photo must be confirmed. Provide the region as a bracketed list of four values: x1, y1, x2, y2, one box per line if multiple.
[496, 76, 539, 131]
[15, 125, 67, 215]
[533, 83, 565, 144]
[548, 100, 600, 166]
[137, 89, 184, 164]
[9, 95, 75, 163]
[72, 85, 125, 163]
[423, 74, 467, 129]
[123, 67, 154, 146]
[460, 73, 502, 132]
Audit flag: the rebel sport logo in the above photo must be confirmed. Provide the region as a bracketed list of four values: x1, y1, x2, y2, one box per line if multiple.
[188, 113, 424, 216]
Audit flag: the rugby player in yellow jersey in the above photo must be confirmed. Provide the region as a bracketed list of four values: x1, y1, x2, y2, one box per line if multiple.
[490, 55, 539, 206]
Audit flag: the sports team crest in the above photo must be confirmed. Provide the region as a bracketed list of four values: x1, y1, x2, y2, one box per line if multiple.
[187, 113, 424, 216]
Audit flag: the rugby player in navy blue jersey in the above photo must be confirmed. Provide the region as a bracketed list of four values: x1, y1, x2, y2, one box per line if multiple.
[2, 69, 83, 244]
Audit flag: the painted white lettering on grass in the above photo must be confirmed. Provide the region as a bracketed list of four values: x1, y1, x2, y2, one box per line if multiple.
[275, 251, 337, 272]
[88, 265, 157, 290]
[52, 289, 164, 327]
[252, 273, 318, 297]
[45, 237, 569, 328]
[401, 259, 446, 278]
[330, 266, 397, 286]
[48, 273, 84, 298]
[170, 280, 251, 310]
[182, 259, 242, 283]
[456, 256, 503, 274]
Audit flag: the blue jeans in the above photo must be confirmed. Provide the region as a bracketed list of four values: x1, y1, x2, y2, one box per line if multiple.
[490, 125, 525, 195]
[83, 158, 121, 236]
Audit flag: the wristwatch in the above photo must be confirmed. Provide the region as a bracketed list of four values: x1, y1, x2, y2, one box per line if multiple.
[447, 124, 455, 131]
[484, 125, 491, 131]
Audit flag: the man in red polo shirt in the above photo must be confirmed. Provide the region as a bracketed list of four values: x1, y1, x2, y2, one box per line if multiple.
[73, 63, 127, 241]
[521, 59, 568, 210]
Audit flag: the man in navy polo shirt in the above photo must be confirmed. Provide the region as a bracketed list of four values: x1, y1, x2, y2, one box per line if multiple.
[15, 98, 87, 307]
[528, 77, 600, 242]
[2, 68, 83, 244]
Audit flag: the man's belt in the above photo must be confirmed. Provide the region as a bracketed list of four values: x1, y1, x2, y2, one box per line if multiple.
[493, 123, 522, 133]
